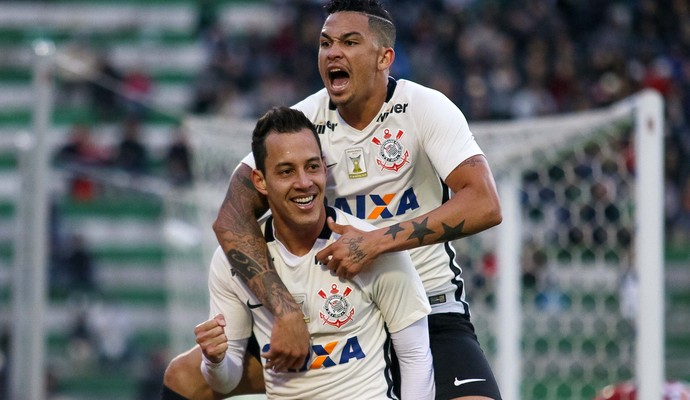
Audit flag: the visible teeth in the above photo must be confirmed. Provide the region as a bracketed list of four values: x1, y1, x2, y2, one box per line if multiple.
[294, 196, 314, 205]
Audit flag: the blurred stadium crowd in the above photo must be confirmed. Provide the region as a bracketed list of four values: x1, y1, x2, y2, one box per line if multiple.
[55, 0, 690, 243]
[41, 0, 690, 245]
[185, 0, 690, 245]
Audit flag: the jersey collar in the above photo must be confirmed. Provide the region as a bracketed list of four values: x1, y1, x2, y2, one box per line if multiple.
[264, 206, 337, 243]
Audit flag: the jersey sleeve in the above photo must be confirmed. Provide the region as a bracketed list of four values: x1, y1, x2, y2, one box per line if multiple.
[368, 251, 431, 333]
[200, 337, 248, 394]
[207, 247, 254, 340]
[390, 317, 435, 399]
[240, 152, 255, 169]
[415, 86, 484, 181]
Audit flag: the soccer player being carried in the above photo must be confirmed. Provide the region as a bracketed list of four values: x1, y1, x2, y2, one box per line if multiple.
[163, 0, 503, 399]
[194, 106, 435, 399]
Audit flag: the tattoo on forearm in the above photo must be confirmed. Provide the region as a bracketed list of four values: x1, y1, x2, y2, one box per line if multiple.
[216, 167, 299, 318]
[438, 221, 466, 242]
[384, 224, 404, 240]
[345, 236, 366, 263]
[228, 250, 300, 317]
[261, 271, 301, 318]
[226, 249, 264, 282]
[407, 217, 435, 245]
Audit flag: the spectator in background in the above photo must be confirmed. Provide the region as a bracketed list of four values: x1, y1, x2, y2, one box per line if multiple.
[54, 124, 109, 201]
[62, 234, 99, 295]
[89, 52, 122, 121]
[112, 118, 149, 175]
[121, 65, 153, 121]
[164, 128, 193, 186]
[194, 0, 219, 39]
[55, 124, 108, 166]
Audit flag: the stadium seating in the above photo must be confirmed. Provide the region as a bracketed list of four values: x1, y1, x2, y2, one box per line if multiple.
[0, 1, 245, 398]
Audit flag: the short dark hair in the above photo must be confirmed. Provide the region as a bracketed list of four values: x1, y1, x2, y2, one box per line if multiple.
[251, 106, 322, 173]
[324, 0, 396, 48]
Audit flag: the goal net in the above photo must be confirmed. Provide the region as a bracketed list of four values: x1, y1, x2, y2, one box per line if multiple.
[177, 90, 664, 400]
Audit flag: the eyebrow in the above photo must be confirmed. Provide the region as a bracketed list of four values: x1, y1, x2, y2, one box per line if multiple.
[274, 156, 322, 168]
[320, 31, 363, 41]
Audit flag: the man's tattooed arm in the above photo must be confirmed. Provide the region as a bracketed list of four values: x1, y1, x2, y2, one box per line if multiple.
[213, 163, 309, 371]
[213, 163, 302, 318]
[378, 155, 502, 252]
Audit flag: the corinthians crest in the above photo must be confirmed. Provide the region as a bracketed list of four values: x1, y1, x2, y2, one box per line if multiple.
[318, 284, 355, 328]
[371, 128, 410, 172]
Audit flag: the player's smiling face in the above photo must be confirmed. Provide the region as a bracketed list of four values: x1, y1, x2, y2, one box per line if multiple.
[254, 128, 326, 238]
[318, 11, 383, 108]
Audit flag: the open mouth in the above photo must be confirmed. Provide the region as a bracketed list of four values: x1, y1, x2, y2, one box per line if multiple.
[293, 195, 315, 206]
[328, 68, 350, 90]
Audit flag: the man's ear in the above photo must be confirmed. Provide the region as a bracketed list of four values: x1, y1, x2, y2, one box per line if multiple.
[378, 47, 395, 71]
[252, 169, 268, 196]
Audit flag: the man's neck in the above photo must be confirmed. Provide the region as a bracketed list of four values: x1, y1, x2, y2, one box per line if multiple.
[273, 213, 327, 257]
[338, 76, 390, 131]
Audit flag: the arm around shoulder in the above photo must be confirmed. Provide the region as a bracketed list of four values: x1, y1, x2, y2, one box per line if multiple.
[212, 162, 270, 284]
[212, 161, 310, 372]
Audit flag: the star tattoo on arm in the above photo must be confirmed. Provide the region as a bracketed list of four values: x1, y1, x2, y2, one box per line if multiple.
[407, 217, 436, 245]
[437, 221, 465, 242]
[384, 223, 404, 240]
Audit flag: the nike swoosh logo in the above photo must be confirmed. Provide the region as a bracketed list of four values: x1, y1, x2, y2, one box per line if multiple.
[326, 163, 338, 169]
[246, 300, 263, 309]
[454, 378, 486, 387]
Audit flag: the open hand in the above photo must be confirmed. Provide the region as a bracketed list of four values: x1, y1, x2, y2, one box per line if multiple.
[316, 217, 378, 279]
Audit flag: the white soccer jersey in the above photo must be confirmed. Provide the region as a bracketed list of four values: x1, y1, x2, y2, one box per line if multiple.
[242, 78, 482, 315]
[208, 207, 430, 400]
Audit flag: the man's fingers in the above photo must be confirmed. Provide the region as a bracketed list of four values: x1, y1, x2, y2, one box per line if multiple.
[194, 317, 221, 335]
[261, 352, 306, 372]
[315, 245, 333, 265]
[335, 266, 352, 280]
[195, 325, 225, 345]
[213, 313, 226, 326]
[326, 217, 346, 233]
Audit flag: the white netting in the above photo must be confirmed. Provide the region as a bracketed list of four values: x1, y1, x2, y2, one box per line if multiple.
[178, 92, 661, 400]
[470, 107, 638, 400]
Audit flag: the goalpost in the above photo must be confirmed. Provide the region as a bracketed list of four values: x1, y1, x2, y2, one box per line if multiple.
[472, 90, 664, 400]
[176, 89, 664, 400]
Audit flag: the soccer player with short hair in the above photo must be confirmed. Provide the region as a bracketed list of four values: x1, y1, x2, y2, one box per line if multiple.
[194, 106, 434, 399]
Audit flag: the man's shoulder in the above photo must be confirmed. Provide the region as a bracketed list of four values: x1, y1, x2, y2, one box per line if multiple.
[395, 78, 446, 100]
[293, 88, 331, 117]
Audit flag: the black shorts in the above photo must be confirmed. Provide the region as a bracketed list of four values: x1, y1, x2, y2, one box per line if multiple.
[428, 312, 502, 399]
